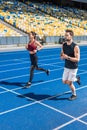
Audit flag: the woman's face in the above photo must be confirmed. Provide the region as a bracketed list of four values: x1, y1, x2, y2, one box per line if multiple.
[29, 33, 34, 39]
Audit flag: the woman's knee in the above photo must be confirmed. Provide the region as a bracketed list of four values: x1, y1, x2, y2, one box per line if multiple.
[30, 65, 35, 70]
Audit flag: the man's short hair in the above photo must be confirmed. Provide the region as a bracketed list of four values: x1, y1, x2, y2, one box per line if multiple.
[65, 29, 74, 37]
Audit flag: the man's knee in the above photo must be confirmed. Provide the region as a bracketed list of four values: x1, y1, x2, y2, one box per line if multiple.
[67, 81, 72, 85]
[62, 80, 67, 84]
[62, 80, 72, 85]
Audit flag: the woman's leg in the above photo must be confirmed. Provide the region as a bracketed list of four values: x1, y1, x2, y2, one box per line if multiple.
[24, 65, 35, 88]
[35, 66, 50, 75]
[29, 65, 35, 82]
[34, 54, 49, 75]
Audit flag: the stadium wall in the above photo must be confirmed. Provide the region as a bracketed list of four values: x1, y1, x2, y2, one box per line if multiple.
[0, 36, 87, 45]
[46, 36, 87, 43]
[0, 36, 28, 45]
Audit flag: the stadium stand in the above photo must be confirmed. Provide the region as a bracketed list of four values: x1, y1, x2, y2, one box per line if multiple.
[0, 0, 87, 38]
[23, 0, 87, 35]
[0, 22, 23, 36]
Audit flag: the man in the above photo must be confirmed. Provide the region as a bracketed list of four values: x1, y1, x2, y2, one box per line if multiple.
[60, 29, 81, 100]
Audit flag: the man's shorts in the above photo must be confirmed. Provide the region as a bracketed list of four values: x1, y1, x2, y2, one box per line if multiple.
[62, 67, 78, 82]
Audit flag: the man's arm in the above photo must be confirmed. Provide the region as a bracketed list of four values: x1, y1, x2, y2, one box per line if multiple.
[61, 45, 80, 62]
[60, 44, 65, 60]
[68, 46, 80, 62]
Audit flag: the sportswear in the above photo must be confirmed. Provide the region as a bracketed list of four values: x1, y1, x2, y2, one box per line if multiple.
[63, 42, 78, 69]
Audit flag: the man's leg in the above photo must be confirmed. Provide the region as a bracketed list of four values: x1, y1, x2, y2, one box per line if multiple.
[66, 81, 77, 100]
[67, 69, 78, 100]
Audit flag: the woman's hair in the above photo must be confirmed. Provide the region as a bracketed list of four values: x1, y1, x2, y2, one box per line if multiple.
[29, 31, 37, 39]
[65, 29, 74, 37]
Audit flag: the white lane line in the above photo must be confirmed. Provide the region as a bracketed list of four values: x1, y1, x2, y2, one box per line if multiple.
[0, 85, 36, 102]
[0, 48, 87, 57]
[0, 102, 36, 116]
[0, 54, 59, 63]
[40, 85, 87, 102]
[0, 77, 62, 94]
[39, 101, 75, 119]
[0, 60, 87, 73]
[77, 113, 87, 119]
[78, 119, 87, 125]
[0, 56, 87, 73]
[77, 113, 87, 125]
[0, 48, 60, 56]
[0, 85, 39, 115]
[53, 119, 76, 130]
[0, 62, 62, 73]
[0, 86, 75, 118]
[53, 113, 87, 130]
[0, 67, 87, 82]
[0, 53, 87, 67]
[0, 85, 86, 130]
[0, 61, 30, 67]
[0, 84, 87, 117]
[0, 57, 60, 67]
[0, 67, 63, 81]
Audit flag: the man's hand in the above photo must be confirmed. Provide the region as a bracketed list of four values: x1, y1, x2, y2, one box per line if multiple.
[62, 53, 69, 59]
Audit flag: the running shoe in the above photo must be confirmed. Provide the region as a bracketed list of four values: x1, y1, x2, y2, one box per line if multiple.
[76, 76, 81, 85]
[46, 70, 50, 75]
[68, 95, 77, 101]
[24, 82, 31, 88]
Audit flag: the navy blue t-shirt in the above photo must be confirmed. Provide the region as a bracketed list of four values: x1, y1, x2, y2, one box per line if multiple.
[63, 42, 78, 69]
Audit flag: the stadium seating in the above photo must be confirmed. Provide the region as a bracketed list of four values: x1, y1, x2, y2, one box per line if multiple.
[0, 0, 87, 36]
[0, 22, 22, 36]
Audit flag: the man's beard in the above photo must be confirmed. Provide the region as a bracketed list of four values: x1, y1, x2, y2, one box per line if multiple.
[65, 39, 71, 42]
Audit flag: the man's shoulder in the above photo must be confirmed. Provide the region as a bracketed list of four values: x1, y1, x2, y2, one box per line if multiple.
[72, 42, 79, 49]
[74, 43, 80, 51]
[72, 42, 78, 47]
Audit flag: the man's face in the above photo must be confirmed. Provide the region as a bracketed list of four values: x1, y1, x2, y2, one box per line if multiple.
[65, 32, 72, 42]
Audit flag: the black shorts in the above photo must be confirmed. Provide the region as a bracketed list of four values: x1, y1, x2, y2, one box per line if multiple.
[30, 53, 38, 67]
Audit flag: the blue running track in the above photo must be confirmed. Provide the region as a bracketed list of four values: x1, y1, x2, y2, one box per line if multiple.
[0, 46, 87, 130]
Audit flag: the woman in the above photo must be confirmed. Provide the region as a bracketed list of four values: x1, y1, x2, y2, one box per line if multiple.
[24, 31, 50, 88]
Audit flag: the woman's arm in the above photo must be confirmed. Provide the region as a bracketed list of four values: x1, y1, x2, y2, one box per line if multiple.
[25, 44, 28, 50]
[35, 41, 43, 51]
